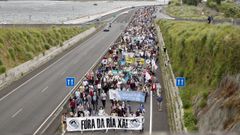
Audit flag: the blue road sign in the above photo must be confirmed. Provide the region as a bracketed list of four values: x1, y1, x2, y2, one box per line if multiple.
[176, 77, 185, 87]
[66, 77, 75, 87]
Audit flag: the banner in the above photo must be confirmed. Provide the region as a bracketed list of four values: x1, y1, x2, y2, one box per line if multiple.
[126, 56, 135, 64]
[67, 116, 144, 132]
[136, 58, 145, 65]
[109, 90, 145, 102]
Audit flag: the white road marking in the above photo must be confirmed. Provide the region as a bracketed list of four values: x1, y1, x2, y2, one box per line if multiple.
[149, 91, 153, 135]
[11, 108, 23, 118]
[40, 87, 48, 93]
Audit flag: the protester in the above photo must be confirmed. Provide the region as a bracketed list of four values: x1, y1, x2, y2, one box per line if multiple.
[65, 6, 162, 132]
[157, 93, 163, 111]
[100, 91, 107, 108]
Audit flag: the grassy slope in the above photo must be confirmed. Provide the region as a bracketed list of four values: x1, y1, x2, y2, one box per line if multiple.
[157, 20, 240, 131]
[165, 1, 240, 19]
[207, 1, 240, 18]
[0, 26, 90, 74]
[166, 2, 226, 19]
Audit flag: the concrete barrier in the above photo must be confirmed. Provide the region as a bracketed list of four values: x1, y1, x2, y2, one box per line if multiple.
[155, 22, 186, 133]
[0, 27, 96, 90]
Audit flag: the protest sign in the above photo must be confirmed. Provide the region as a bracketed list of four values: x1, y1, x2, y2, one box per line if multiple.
[67, 116, 144, 132]
[109, 90, 145, 102]
[136, 58, 145, 65]
[126, 57, 135, 64]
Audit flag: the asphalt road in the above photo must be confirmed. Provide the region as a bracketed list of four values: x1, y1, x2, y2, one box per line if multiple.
[0, 7, 170, 135]
[64, 7, 170, 135]
[0, 9, 134, 135]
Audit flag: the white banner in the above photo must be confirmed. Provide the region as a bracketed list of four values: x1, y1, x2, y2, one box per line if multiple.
[109, 89, 145, 102]
[66, 116, 144, 132]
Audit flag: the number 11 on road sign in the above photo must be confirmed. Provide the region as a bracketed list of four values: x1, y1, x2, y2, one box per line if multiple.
[176, 77, 185, 87]
[66, 77, 75, 87]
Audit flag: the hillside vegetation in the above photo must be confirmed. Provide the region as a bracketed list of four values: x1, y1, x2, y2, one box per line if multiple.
[207, 1, 240, 18]
[0, 26, 89, 74]
[157, 20, 240, 131]
[166, 0, 240, 19]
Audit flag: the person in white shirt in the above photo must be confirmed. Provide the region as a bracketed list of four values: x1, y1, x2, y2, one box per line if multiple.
[84, 109, 90, 117]
[98, 107, 106, 116]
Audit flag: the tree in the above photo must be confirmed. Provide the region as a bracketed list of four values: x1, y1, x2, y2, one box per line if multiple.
[183, 0, 202, 6]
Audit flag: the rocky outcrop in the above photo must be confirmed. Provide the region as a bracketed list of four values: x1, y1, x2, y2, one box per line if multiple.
[198, 75, 240, 133]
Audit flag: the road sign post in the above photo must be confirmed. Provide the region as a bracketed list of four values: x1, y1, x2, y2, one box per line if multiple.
[176, 77, 185, 87]
[66, 77, 75, 87]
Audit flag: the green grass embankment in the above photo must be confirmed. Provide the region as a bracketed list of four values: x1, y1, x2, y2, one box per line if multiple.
[207, 1, 240, 18]
[166, 1, 240, 19]
[0, 26, 90, 74]
[157, 20, 240, 131]
[166, 3, 227, 19]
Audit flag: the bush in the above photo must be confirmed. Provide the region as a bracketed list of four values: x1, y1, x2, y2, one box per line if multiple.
[207, 1, 218, 10]
[0, 65, 6, 74]
[44, 44, 50, 50]
[25, 52, 34, 60]
[0, 43, 3, 49]
[182, 97, 191, 109]
[8, 48, 16, 61]
[202, 91, 209, 99]
[207, 1, 240, 18]
[199, 98, 207, 108]
[183, 0, 201, 6]
[184, 111, 198, 131]
[0, 59, 2, 65]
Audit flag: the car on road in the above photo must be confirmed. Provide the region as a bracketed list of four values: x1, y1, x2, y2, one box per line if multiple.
[103, 27, 109, 32]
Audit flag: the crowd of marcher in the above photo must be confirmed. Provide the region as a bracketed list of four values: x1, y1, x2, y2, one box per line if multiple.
[62, 6, 163, 128]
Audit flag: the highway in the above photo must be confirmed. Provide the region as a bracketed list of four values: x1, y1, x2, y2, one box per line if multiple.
[64, 6, 170, 135]
[0, 7, 170, 135]
[0, 9, 134, 135]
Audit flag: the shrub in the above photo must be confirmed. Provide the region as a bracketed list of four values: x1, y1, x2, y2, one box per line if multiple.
[0, 65, 6, 74]
[199, 99, 207, 108]
[182, 97, 191, 109]
[202, 91, 209, 99]
[184, 111, 198, 131]
[0, 43, 3, 49]
[25, 52, 34, 60]
[0, 59, 2, 65]
[8, 48, 16, 61]
[44, 44, 50, 50]
[183, 0, 200, 6]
